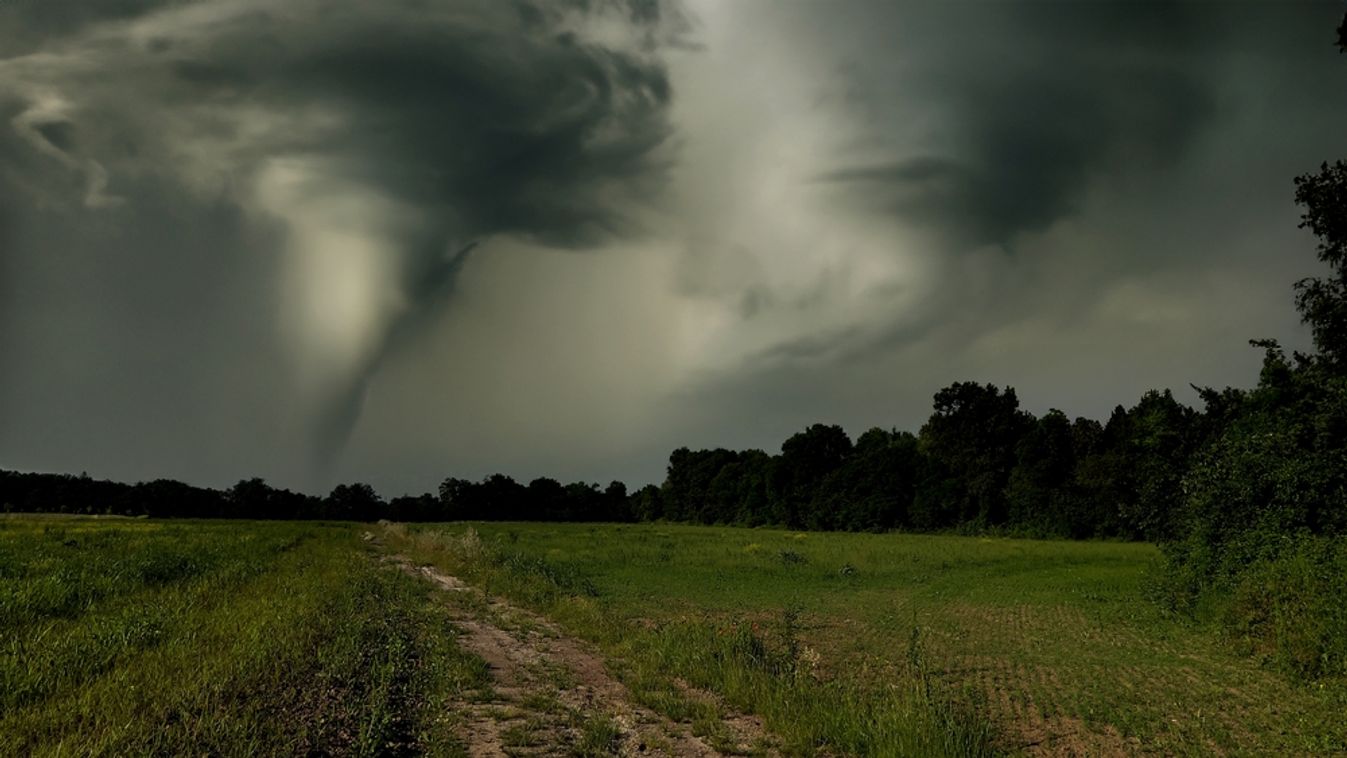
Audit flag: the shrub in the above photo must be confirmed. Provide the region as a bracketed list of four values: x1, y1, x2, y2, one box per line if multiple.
[1223, 536, 1347, 680]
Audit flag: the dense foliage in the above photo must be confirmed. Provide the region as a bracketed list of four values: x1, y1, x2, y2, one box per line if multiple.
[639, 385, 1204, 538]
[1145, 17, 1347, 677]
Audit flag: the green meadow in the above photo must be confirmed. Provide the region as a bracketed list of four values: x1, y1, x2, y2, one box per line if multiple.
[390, 522, 1347, 756]
[0, 516, 485, 757]
[4, 516, 1346, 756]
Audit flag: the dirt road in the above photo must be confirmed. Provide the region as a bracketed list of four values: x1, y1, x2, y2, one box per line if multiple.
[395, 558, 776, 757]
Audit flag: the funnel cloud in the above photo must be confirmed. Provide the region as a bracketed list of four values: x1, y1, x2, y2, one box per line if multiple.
[2, 0, 682, 478]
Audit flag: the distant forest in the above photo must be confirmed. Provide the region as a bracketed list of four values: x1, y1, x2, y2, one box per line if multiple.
[0, 377, 1286, 541]
[0, 375, 1148, 528]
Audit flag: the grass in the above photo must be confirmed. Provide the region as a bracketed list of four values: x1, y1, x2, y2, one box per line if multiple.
[0, 516, 488, 757]
[386, 523, 996, 757]
[8, 516, 1344, 755]
[573, 713, 622, 756]
[387, 522, 1347, 756]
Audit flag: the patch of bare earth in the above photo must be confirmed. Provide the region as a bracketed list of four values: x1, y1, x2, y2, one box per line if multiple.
[394, 557, 776, 757]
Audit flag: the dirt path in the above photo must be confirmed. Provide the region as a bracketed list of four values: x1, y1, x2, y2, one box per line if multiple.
[394, 557, 776, 757]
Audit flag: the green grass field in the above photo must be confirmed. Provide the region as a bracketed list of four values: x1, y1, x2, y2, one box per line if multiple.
[388, 522, 1347, 756]
[4, 516, 1345, 756]
[0, 516, 487, 757]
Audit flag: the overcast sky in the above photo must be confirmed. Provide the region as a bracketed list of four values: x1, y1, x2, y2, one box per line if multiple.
[2, 0, 1344, 495]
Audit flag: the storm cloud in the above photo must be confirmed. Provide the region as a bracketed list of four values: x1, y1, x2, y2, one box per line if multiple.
[2, 0, 683, 475]
[815, 2, 1219, 251]
[2, 1, 1345, 493]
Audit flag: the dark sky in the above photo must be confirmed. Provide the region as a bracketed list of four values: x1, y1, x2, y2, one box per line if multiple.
[2, 0, 1344, 495]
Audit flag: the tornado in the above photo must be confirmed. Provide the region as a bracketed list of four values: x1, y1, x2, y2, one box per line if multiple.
[0, 0, 683, 478]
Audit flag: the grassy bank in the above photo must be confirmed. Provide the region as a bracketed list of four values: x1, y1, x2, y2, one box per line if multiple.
[386, 522, 1347, 755]
[0, 516, 487, 757]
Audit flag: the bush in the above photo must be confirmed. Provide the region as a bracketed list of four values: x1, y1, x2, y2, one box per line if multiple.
[1155, 352, 1347, 605]
[1223, 536, 1347, 680]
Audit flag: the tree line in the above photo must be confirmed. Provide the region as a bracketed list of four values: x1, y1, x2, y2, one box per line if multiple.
[0, 471, 632, 525]
[0, 376, 1214, 541]
[637, 384, 1206, 539]
[0, 357, 1326, 546]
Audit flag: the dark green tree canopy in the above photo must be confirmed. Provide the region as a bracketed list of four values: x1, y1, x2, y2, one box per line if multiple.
[920, 382, 1032, 525]
[1294, 160, 1347, 368]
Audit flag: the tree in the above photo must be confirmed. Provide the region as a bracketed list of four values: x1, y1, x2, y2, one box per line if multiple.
[661, 448, 696, 522]
[813, 428, 921, 531]
[1121, 390, 1196, 541]
[389, 493, 438, 521]
[662, 447, 759, 524]
[630, 484, 663, 522]
[1293, 160, 1347, 369]
[326, 482, 382, 521]
[523, 477, 564, 520]
[773, 424, 853, 528]
[603, 480, 631, 522]
[438, 477, 477, 519]
[1072, 407, 1133, 537]
[1149, 17, 1347, 668]
[228, 477, 275, 519]
[478, 474, 526, 520]
[919, 382, 1032, 526]
[562, 481, 604, 521]
[1006, 410, 1078, 536]
[726, 450, 774, 526]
